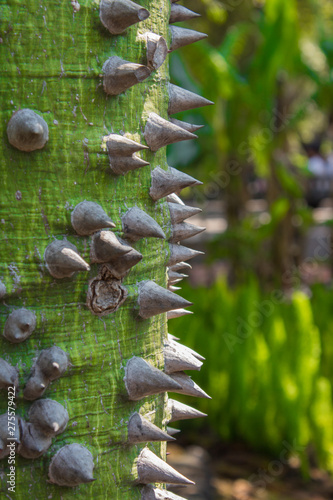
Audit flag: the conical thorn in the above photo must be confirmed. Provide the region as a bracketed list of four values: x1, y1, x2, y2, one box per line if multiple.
[0, 359, 19, 390]
[122, 207, 166, 241]
[106, 134, 148, 156]
[103, 56, 151, 96]
[169, 372, 211, 399]
[167, 336, 206, 362]
[124, 356, 182, 401]
[109, 155, 150, 175]
[170, 4, 200, 24]
[169, 83, 214, 115]
[100, 0, 150, 35]
[167, 426, 181, 436]
[169, 222, 206, 243]
[90, 230, 132, 264]
[105, 240, 142, 279]
[169, 262, 192, 272]
[168, 202, 202, 224]
[169, 26, 208, 53]
[164, 342, 203, 373]
[167, 399, 207, 422]
[44, 240, 90, 279]
[170, 118, 204, 133]
[138, 280, 192, 319]
[71, 201, 115, 236]
[128, 412, 175, 443]
[144, 113, 196, 152]
[136, 447, 194, 485]
[166, 193, 185, 205]
[167, 309, 194, 320]
[168, 244, 204, 266]
[168, 270, 188, 284]
[150, 167, 201, 201]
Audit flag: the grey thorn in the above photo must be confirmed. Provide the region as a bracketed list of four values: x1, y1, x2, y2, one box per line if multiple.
[168, 270, 188, 284]
[100, 0, 150, 35]
[167, 309, 194, 320]
[166, 193, 185, 205]
[48, 444, 96, 487]
[18, 420, 52, 459]
[122, 206, 166, 241]
[150, 166, 201, 201]
[0, 413, 20, 459]
[23, 369, 49, 401]
[71, 200, 116, 236]
[103, 56, 151, 96]
[90, 230, 132, 264]
[105, 241, 142, 279]
[169, 26, 208, 53]
[128, 412, 175, 443]
[168, 244, 204, 266]
[0, 359, 19, 390]
[144, 113, 197, 152]
[170, 117, 204, 133]
[168, 336, 205, 362]
[168, 334, 180, 341]
[169, 222, 206, 243]
[164, 342, 202, 374]
[168, 202, 202, 224]
[146, 32, 168, 70]
[167, 399, 207, 423]
[168, 83, 214, 115]
[106, 133, 148, 156]
[7, 109, 49, 152]
[138, 280, 192, 319]
[37, 346, 69, 381]
[169, 372, 211, 399]
[0, 281, 6, 299]
[124, 356, 182, 401]
[28, 399, 69, 437]
[167, 426, 181, 436]
[170, 4, 200, 24]
[3, 308, 37, 344]
[141, 485, 188, 499]
[169, 262, 192, 272]
[136, 447, 194, 485]
[44, 240, 90, 279]
[109, 155, 150, 175]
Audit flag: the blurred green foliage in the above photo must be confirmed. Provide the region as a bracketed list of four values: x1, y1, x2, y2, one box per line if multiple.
[169, 0, 333, 285]
[170, 280, 333, 474]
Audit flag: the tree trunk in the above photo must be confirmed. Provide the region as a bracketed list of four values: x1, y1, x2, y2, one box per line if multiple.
[0, 0, 205, 498]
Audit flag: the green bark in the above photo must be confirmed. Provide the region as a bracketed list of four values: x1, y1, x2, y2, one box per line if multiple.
[0, 0, 172, 497]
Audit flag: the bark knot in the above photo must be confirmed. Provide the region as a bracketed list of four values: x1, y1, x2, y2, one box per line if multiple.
[87, 265, 127, 316]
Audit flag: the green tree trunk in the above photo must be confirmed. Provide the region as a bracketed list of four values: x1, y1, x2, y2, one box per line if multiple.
[0, 0, 196, 498]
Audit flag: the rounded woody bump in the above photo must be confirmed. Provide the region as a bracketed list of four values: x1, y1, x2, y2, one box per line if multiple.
[7, 109, 49, 152]
[3, 308, 37, 344]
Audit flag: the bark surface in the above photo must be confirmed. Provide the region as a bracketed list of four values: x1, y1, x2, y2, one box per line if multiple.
[0, 0, 172, 497]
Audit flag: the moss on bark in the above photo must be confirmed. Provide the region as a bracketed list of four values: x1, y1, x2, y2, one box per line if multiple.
[0, 0, 172, 497]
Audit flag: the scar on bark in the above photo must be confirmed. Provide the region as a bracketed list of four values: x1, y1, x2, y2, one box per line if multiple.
[87, 265, 128, 316]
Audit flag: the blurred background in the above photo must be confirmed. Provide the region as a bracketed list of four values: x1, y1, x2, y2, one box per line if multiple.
[166, 1, 333, 498]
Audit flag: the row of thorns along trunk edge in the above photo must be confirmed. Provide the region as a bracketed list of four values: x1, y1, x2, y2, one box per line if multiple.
[0, 0, 213, 494]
